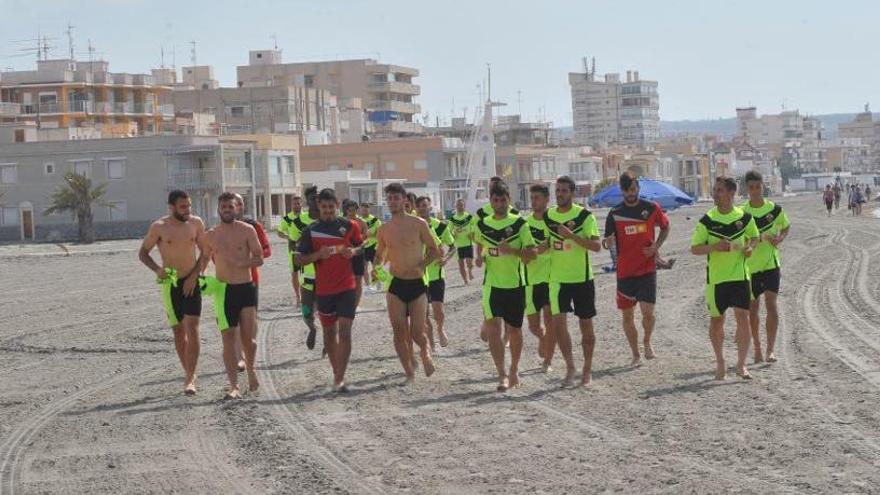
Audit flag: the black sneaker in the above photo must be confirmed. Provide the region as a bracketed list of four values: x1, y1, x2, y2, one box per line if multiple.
[306, 327, 317, 350]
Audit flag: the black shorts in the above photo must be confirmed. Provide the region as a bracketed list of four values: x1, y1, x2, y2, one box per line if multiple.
[616, 273, 657, 309]
[352, 254, 365, 277]
[526, 282, 549, 315]
[427, 278, 446, 303]
[388, 277, 427, 304]
[457, 246, 474, 260]
[550, 280, 596, 319]
[163, 274, 202, 326]
[482, 285, 525, 328]
[750, 268, 780, 298]
[706, 280, 751, 317]
[222, 282, 257, 330]
[363, 245, 376, 263]
[825, 199, 833, 211]
[317, 289, 357, 326]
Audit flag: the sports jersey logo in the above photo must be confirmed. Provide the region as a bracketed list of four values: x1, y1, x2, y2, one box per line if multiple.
[624, 224, 648, 235]
[339, 226, 347, 235]
[553, 240, 564, 250]
[641, 209, 649, 219]
[766, 213, 775, 222]
[488, 247, 500, 256]
[566, 220, 576, 229]
[505, 226, 514, 236]
[735, 220, 743, 230]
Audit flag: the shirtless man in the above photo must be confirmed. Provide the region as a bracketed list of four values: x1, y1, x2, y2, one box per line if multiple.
[233, 193, 271, 371]
[203, 192, 264, 399]
[374, 183, 442, 383]
[139, 190, 207, 395]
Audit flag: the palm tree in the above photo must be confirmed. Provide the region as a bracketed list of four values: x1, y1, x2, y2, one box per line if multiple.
[44, 172, 112, 244]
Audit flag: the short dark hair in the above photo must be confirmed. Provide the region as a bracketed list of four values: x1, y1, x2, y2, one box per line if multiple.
[529, 183, 549, 197]
[292, 195, 302, 201]
[342, 199, 358, 211]
[556, 175, 576, 192]
[415, 196, 431, 207]
[168, 189, 189, 205]
[359, 202, 370, 208]
[218, 191, 236, 204]
[303, 185, 318, 199]
[318, 188, 337, 203]
[489, 183, 509, 198]
[715, 176, 737, 192]
[619, 171, 637, 191]
[744, 170, 763, 183]
[384, 183, 406, 196]
[490, 176, 503, 184]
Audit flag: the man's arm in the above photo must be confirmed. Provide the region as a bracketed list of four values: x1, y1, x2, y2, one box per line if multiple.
[243, 226, 264, 268]
[254, 222, 272, 258]
[419, 220, 442, 267]
[138, 222, 165, 278]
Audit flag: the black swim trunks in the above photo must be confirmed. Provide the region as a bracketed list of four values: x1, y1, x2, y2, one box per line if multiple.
[220, 282, 257, 331]
[388, 277, 427, 304]
[160, 272, 202, 327]
[427, 278, 446, 303]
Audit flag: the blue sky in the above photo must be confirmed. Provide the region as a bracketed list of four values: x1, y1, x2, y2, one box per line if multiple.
[1, 0, 877, 125]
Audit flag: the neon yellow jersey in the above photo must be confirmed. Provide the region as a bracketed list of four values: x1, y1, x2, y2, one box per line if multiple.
[544, 204, 599, 283]
[449, 212, 476, 248]
[739, 200, 790, 273]
[359, 214, 382, 249]
[426, 217, 455, 282]
[525, 213, 551, 285]
[288, 212, 318, 279]
[690, 206, 760, 285]
[473, 212, 535, 289]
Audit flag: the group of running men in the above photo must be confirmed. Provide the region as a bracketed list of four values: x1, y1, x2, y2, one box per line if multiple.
[139, 167, 789, 396]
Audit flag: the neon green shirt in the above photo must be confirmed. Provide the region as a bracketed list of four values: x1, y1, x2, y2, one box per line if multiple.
[525, 213, 551, 285]
[426, 217, 455, 282]
[473, 212, 535, 289]
[739, 200, 790, 273]
[449, 212, 476, 248]
[690, 206, 760, 285]
[544, 204, 599, 283]
[288, 212, 318, 279]
[359, 214, 382, 249]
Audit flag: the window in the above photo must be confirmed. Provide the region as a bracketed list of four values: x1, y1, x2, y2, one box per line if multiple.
[0, 165, 17, 184]
[413, 159, 427, 170]
[328, 164, 340, 171]
[1, 207, 18, 226]
[363, 162, 375, 175]
[108, 201, 127, 221]
[230, 106, 246, 117]
[44, 163, 55, 175]
[269, 156, 283, 176]
[106, 158, 126, 179]
[384, 161, 397, 172]
[283, 155, 296, 174]
[39, 92, 57, 104]
[71, 160, 92, 178]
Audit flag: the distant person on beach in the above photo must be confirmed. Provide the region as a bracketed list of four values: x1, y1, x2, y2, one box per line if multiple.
[139, 190, 207, 395]
[823, 185, 834, 216]
[833, 183, 841, 209]
[740, 171, 790, 364]
[691, 177, 759, 381]
[278, 195, 304, 306]
[603, 172, 670, 367]
[449, 198, 477, 284]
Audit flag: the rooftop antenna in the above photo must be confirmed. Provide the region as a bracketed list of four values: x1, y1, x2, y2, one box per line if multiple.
[591, 57, 596, 78]
[271, 33, 279, 51]
[517, 89, 522, 116]
[65, 22, 75, 60]
[41, 34, 51, 61]
[160, 46, 165, 68]
[171, 45, 176, 71]
[190, 40, 197, 67]
[486, 62, 491, 102]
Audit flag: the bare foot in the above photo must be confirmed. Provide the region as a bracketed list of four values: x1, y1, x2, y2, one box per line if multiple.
[644, 344, 656, 360]
[183, 382, 197, 396]
[630, 355, 643, 367]
[403, 374, 416, 387]
[334, 382, 349, 393]
[766, 352, 778, 363]
[562, 367, 576, 388]
[224, 388, 242, 400]
[754, 349, 764, 364]
[541, 361, 552, 373]
[411, 354, 419, 372]
[497, 375, 509, 392]
[509, 372, 521, 389]
[581, 374, 592, 388]
[714, 367, 727, 381]
[422, 353, 435, 377]
[736, 367, 753, 380]
[237, 360, 246, 372]
[248, 370, 260, 394]
[439, 330, 449, 347]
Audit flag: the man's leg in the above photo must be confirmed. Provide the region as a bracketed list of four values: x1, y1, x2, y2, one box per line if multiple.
[541, 305, 555, 370]
[408, 295, 434, 376]
[466, 257, 474, 281]
[181, 316, 201, 394]
[764, 291, 779, 362]
[171, 324, 188, 377]
[526, 313, 545, 358]
[709, 316, 726, 380]
[433, 301, 448, 347]
[733, 307, 752, 379]
[291, 272, 302, 306]
[322, 321, 339, 381]
[485, 318, 508, 390]
[579, 318, 596, 386]
[302, 288, 318, 350]
[355, 277, 363, 309]
[458, 258, 468, 284]
[640, 302, 656, 359]
[553, 314, 576, 386]
[238, 307, 260, 393]
[507, 324, 524, 388]
[425, 302, 435, 350]
[234, 329, 246, 372]
[386, 293, 415, 381]
[749, 296, 764, 363]
[621, 306, 641, 366]
[335, 318, 353, 390]
[221, 328, 242, 398]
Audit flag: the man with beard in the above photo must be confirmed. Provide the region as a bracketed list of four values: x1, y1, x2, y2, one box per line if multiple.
[139, 190, 208, 395]
[233, 193, 271, 371]
[202, 192, 264, 399]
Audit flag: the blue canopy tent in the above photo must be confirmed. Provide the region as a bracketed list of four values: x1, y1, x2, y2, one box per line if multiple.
[590, 178, 695, 210]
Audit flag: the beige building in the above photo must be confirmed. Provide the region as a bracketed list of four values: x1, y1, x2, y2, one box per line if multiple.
[237, 51, 422, 138]
[736, 106, 825, 171]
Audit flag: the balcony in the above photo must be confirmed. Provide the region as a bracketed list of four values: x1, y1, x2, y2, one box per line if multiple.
[372, 120, 424, 134]
[368, 100, 421, 115]
[67, 100, 94, 113]
[167, 169, 220, 191]
[223, 168, 252, 185]
[0, 102, 21, 116]
[368, 81, 420, 95]
[21, 103, 60, 114]
[269, 173, 297, 189]
[133, 102, 155, 114]
[113, 102, 134, 114]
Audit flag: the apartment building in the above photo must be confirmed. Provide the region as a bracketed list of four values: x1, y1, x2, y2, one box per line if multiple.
[736, 106, 825, 171]
[0, 58, 174, 137]
[237, 51, 422, 138]
[569, 68, 659, 148]
[0, 134, 300, 242]
[838, 106, 880, 170]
